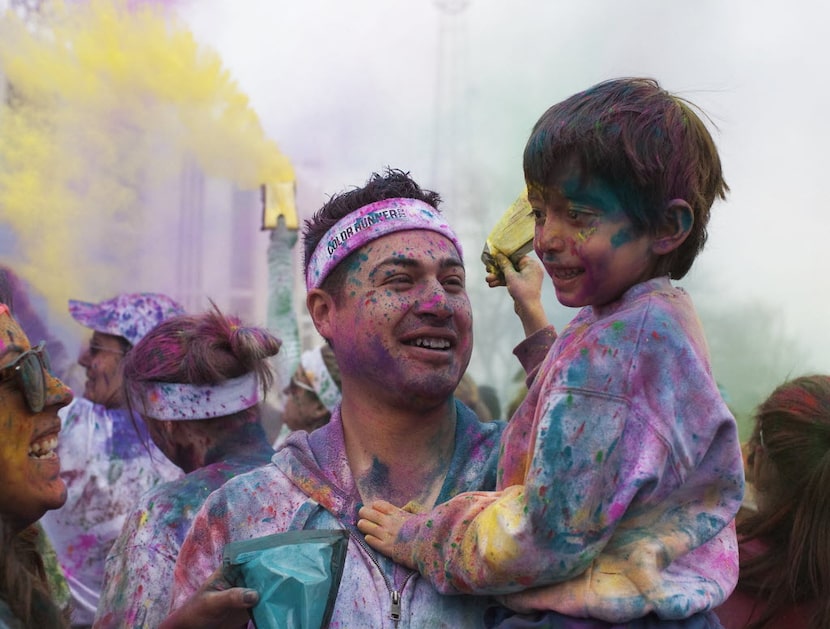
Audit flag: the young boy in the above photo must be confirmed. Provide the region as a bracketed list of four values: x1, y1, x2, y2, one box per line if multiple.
[358, 78, 745, 627]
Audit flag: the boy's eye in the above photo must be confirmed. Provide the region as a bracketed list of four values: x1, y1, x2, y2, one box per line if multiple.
[566, 204, 598, 222]
[530, 208, 544, 222]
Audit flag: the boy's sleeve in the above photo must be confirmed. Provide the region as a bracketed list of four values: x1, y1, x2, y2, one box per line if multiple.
[513, 325, 557, 385]
[399, 390, 654, 595]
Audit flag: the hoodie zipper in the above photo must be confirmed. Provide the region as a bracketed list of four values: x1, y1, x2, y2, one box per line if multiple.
[351, 531, 414, 626]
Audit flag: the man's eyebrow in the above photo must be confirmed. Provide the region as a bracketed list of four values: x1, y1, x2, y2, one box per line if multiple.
[372, 256, 419, 271]
[370, 255, 464, 274]
[439, 257, 465, 271]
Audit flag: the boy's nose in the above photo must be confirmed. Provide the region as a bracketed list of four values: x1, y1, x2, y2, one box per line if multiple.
[536, 223, 567, 253]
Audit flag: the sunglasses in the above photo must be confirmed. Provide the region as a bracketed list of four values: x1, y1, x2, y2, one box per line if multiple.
[0, 341, 52, 413]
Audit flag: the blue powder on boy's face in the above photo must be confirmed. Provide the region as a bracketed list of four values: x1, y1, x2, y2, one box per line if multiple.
[610, 227, 635, 248]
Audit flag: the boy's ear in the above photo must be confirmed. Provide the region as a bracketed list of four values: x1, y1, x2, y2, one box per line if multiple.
[306, 289, 335, 340]
[651, 199, 694, 255]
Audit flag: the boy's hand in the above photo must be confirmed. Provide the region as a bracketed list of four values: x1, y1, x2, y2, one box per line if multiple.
[357, 500, 417, 569]
[159, 566, 258, 629]
[487, 253, 549, 337]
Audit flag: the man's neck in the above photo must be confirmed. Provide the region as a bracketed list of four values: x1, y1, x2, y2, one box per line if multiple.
[340, 392, 457, 512]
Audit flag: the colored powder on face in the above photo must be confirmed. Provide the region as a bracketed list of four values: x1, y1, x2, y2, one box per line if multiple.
[575, 227, 597, 243]
[610, 227, 635, 248]
[0, 0, 293, 309]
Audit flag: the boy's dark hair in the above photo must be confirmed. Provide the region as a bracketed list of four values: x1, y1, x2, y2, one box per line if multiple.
[523, 77, 728, 279]
[302, 168, 442, 298]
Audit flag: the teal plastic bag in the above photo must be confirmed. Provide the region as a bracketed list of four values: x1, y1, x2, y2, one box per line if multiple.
[223, 529, 349, 629]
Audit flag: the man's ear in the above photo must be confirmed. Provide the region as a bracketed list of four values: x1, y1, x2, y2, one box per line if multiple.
[306, 289, 335, 340]
[651, 199, 694, 255]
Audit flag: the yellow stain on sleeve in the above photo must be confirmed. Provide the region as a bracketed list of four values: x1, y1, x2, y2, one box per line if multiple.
[460, 485, 528, 578]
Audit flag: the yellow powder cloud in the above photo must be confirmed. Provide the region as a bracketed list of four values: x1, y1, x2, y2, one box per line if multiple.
[0, 0, 292, 309]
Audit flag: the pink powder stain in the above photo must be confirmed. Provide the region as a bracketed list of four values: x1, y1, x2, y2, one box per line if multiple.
[64, 533, 100, 571]
[419, 292, 444, 310]
[72, 532, 99, 552]
[608, 501, 626, 521]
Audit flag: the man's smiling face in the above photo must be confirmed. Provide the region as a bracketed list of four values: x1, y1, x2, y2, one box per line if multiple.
[327, 230, 472, 408]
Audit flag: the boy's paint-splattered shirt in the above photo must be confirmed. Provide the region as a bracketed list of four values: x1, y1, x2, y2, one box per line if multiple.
[94, 431, 275, 629]
[170, 403, 505, 628]
[39, 398, 183, 625]
[397, 277, 745, 622]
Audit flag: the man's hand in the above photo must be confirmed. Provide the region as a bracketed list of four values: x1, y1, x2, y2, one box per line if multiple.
[159, 566, 258, 629]
[357, 500, 417, 569]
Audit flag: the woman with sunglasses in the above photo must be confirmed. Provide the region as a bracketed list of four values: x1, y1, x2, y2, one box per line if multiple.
[0, 302, 74, 628]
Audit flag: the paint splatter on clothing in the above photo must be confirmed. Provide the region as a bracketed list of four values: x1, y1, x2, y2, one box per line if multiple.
[396, 277, 745, 623]
[39, 398, 182, 625]
[33, 522, 71, 614]
[171, 403, 505, 628]
[94, 428, 274, 629]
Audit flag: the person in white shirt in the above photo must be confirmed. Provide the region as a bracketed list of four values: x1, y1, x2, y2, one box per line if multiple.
[40, 292, 185, 627]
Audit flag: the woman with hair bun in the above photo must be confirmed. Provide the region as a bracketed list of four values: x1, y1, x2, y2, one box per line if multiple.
[94, 306, 281, 629]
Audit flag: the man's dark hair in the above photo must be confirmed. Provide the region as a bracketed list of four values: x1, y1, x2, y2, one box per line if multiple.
[302, 168, 442, 297]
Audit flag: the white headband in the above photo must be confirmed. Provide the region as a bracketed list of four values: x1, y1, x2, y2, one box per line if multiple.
[305, 197, 463, 291]
[300, 347, 341, 413]
[140, 373, 261, 421]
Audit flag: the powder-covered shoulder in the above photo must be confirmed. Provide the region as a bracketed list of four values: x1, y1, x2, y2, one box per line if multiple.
[629, 285, 712, 369]
[198, 461, 307, 531]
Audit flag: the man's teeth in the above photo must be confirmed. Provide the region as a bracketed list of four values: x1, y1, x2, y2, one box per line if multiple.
[412, 338, 451, 350]
[29, 436, 58, 459]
